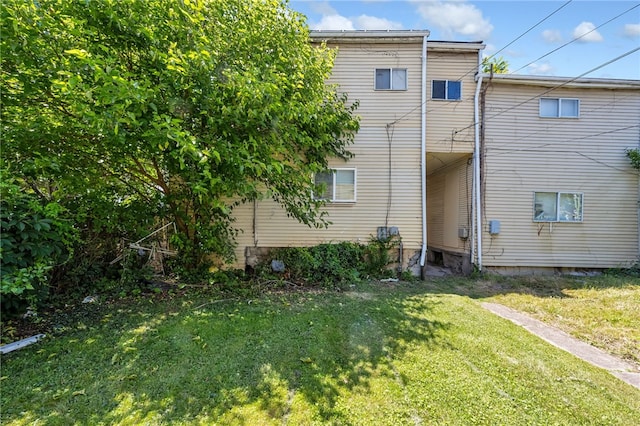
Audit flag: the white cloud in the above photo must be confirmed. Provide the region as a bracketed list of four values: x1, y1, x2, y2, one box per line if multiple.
[414, 0, 493, 40]
[527, 62, 554, 75]
[542, 29, 563, 43]
[623, 23, 640, 38]
[572, 22, 603, 42]
[311, 14, 355, 31]
[355, 15, 403, 30]
[309, 1, 338, 16]
[310, 13, 402, 31]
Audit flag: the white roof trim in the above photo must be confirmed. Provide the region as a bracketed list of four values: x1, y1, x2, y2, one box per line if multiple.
[310, 29, 430, 44]
[482, 73, 640, 89]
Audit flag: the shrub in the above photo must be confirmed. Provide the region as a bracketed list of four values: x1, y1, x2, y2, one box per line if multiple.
[257, 237, 400, 289]
[0, 177, 77, 314]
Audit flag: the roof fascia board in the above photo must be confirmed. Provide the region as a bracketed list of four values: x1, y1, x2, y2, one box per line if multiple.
[481, 73, 640, 89]
[310, 30, 430, 44]
[427, 41, 485, 52]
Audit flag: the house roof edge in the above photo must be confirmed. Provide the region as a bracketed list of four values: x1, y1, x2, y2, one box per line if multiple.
[482, 73, 640, 89]
[310, 29, 430, 43]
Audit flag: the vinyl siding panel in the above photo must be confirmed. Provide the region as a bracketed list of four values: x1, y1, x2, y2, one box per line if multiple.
[427, 158, 472, 253]
[482, 83, 640, 268]
[426, 50, 478, 153]
[232, 41, 425, 267]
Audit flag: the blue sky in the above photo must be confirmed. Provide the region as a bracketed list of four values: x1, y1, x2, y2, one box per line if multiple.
[290, 1, 640, 80]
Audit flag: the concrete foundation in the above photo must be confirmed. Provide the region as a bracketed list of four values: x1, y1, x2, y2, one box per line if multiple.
[427, 247, 472, 275]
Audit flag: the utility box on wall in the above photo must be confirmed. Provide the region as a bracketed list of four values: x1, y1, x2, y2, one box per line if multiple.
[377, 226, 399, 241]
[458, 227, 469, 239]
[489, 220, 501, 235]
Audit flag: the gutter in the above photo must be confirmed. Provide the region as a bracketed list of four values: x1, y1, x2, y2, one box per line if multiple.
[473, 69, 484, 271]
[420, 35, 428, 269]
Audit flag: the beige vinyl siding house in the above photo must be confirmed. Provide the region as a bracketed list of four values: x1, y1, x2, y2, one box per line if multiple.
[424, 41, 483, 272]
[233, 31, 431, 271]
[230, 30, 640, 275]
[480, 75, 640, 271]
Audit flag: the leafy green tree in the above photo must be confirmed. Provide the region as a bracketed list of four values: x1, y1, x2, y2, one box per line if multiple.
[1, 0, 359, 268]
[0, 175, 77, 311]
[482, 56, 509, 74]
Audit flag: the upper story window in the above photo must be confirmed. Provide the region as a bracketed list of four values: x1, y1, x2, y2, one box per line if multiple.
[313, 169, 357, 203]
[432, 80, 461, 100]
[539, 98, 580, 118]
[533, 192, 583, 222]
[375, 68, 407, 91]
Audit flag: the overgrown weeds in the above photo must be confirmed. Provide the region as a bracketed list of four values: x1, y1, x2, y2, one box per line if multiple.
[253, 237, 400, 289]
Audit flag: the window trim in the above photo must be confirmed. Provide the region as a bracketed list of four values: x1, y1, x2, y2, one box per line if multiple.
[533, 191, 583, 222]
[313, 168, 357, 203]
[431, 79, 462, 101]
[374, 68, 408, 91]
[539, 97, 580, 118]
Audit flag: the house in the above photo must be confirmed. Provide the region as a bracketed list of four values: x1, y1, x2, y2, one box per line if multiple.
[231, 30, 640, 275]
[479, 74, 640, 273]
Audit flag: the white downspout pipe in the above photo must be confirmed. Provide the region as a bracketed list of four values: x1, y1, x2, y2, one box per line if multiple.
[473, 72, 484, 271]
[420, 35, 428, 269]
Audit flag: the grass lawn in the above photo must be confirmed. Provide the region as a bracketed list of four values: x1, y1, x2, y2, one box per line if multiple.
[424, 273, 640, 366]
[2, 280, 639, 425]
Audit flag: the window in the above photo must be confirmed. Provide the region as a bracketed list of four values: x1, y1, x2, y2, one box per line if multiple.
[539, 98, 579, 118]
[314, 169, 356, 202]
[375, 68, 407, 90]
[432, 80, 462, 100]
[533, 192, 583, 222]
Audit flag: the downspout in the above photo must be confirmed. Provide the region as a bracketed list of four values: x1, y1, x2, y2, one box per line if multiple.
[419, 35, 428, 270]
[473, 71, 483, 271]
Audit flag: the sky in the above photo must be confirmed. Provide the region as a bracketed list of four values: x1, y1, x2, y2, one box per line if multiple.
[289, 0, 640, 80]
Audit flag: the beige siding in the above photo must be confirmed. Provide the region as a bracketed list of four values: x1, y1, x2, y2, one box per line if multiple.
[426, 157, 472, 253]
[232, 41, 425, 267]
[426, 49, 479, 153]
[482, 83, 640, 268]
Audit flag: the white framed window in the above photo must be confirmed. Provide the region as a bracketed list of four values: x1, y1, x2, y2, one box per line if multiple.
[533, 192, 583, 222]
[375, 68, 407, 91]
[314, 169, 356, 203]
[539, 98, 580, 118]
[432, 80, 462, 100]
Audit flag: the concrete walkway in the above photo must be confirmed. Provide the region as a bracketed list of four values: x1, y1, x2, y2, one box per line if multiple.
[481, 302, 640, 390]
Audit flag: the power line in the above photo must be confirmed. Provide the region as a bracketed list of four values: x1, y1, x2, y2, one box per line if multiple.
[388, 6, 639, 129]
[487, 146, 636, 174]
[458, 0, 573, 81]
[486, 94, 639, 151]
[389, 0, 576, 126]
[489, 124, 640, 156]
[485, 46, 640, 123]
[443, 45, 640, 137]
[510, 3, 640, 74]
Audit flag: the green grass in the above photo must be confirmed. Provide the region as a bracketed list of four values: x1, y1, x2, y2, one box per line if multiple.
[424, 273, 640, 366]
[2, 281, 639, 425]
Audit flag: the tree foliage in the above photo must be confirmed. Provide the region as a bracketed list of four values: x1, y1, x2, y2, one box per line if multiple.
[0, 175, 77, 311]
[1, 0, 359, 270]
[482, 56, 509, 74]
[626, 149, 640, 170]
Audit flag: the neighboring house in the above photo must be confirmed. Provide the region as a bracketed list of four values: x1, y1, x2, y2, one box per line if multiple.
[479, 74, 640, 272]
[231, 30, 640, 275]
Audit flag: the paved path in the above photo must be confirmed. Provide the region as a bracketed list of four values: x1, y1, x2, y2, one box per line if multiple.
[481, 302, 640, 390]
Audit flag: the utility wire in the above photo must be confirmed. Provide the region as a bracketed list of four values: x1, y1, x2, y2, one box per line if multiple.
[489, 124, 640, 156]
[510, 2, 640, 74]
[486, 46, 640, 122]
[447, 45, 640, 136]
[486, 94, 638, 151]
[388, 0, 575, 127]
[387, 2, 638, 128]
[458, 0, 573, 81]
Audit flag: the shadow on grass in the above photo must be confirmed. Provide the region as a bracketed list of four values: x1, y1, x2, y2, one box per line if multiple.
[1, 287, 449, 424]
